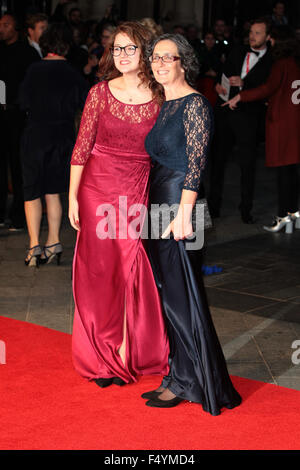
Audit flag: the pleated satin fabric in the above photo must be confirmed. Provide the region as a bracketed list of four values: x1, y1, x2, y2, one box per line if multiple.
[72, 145, 169, 383]
[148, 161, 242, 415]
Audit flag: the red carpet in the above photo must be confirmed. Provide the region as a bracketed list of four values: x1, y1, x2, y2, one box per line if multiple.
[1, 316, 300, 450]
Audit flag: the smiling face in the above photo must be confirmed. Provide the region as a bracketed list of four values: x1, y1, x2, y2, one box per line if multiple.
[112, 32, 141, 75]
[151, 39, 185, 87]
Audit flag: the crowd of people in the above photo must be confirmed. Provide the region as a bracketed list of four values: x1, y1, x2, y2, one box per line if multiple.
[0, 0, 299, 413]
[0, 0, 299, 237]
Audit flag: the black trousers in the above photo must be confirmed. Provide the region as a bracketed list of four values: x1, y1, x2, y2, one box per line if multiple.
[209, 103, 262, 216]
[277, 164, 299, 217]
[0, 109, 26, 226]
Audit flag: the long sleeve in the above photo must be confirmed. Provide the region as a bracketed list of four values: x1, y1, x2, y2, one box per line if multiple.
[183, 95, 213, 193]
[240, 60, 284, 103]
[71, 83, 104, 165]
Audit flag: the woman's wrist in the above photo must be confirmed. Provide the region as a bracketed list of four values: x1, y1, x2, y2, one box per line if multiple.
[69, 191, 78, 201]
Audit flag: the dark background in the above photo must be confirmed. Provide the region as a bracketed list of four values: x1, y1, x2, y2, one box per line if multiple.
[1, 0, 300, 31]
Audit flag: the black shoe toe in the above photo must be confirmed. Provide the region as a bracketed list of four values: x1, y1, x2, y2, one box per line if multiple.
[94, 378, 113, 388]
[112, 377, 127, 386]
[141, 390, 161, 400]
[145, 396, 184, 408]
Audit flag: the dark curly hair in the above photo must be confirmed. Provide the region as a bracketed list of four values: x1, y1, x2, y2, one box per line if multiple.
[98, 21, 164, 105]
[147, 33, 200, 89]
[39, 23, 73, 57]
[271, 25, 300, 67]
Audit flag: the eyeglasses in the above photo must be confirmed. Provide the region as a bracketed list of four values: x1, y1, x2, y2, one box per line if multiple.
[149, 55, 181, 63]
[110, 45, 139, 57]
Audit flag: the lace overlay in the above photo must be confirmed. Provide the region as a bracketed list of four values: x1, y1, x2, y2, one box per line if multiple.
[71, 83, 105, 165]
[71, 81, 160, 165]
[183, 95, 212, 191]
[145, 94, 213, 193]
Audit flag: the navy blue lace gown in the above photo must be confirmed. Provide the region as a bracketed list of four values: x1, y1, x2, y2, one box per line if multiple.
[145, 93, 242, 415]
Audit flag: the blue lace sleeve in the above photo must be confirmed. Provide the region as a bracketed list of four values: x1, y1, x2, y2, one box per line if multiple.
[183, 95, 212, 193]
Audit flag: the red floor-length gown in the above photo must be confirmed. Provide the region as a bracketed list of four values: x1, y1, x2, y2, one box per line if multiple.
[71, 81, 169, 383]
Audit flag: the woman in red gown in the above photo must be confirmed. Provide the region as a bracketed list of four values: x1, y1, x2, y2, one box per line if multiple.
[69, 22, 169, 387]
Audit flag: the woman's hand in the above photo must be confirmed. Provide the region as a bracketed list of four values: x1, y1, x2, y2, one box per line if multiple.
[69, 196, 81, 231]
[161, 206, 194, 241]
[222, 93, 241, 110]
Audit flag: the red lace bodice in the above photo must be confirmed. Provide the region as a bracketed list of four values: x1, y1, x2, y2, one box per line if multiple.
[71, 81, 160, 165]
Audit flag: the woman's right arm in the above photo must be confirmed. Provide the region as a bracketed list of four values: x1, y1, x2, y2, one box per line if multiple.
[69, 165, 84, 231]
[239, 59, 284, 102]
[69, 83, 104, 231]
[223, 60, 285, 109]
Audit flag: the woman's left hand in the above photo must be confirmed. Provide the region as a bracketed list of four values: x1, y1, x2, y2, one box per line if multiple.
[161, 212, 194, 241]
[222, 94, 241, 110]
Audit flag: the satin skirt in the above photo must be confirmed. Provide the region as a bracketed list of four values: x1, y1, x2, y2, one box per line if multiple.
[72, 145, 169, 383]
[148, 161, 242, 415]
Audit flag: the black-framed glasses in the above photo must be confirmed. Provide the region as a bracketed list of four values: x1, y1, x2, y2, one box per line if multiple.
[149, 55, 181, 63]
[110, 45, 139, 57]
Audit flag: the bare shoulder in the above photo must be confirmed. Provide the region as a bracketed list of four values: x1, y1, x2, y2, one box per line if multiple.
[108, 76, 123, 90]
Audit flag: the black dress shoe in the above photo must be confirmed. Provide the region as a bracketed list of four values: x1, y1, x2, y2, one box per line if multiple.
[141, 390, 162, 400]
[112, 377, 127, 386]
[94, 378, 113, 388]
[145, 396, 184, 408]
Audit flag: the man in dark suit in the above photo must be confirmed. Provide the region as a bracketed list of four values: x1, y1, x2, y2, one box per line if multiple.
[208, 17, 273, 223]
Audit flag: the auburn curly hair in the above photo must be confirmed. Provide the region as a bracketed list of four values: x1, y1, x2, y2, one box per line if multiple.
[98, 21, 164, 105]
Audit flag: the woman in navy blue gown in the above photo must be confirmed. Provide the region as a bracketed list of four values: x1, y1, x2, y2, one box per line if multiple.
[142, 34, 242, 415]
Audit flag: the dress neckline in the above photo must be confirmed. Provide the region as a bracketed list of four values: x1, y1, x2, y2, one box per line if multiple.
[106, 80, 154, 107]
[164, 92, 201, 103]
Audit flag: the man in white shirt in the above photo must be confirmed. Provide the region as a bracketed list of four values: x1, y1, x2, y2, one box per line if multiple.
[26, 13, 48, 58]
[225, 21, 269, 91]
[209, 18, 273, 224]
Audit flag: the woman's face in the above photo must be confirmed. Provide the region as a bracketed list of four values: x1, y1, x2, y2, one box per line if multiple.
[204, 33, 216, 49]
[112, 32, 141, 75]
[151, 39, 185, 87]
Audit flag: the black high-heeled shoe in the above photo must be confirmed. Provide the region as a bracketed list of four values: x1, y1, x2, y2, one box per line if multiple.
[141, 390, 163, 400]
[24, 245, 42, 267]
[39, 242, 63, 265]
[145, 396, 184, 408]
[94, 378, 113, 388]
[112, 377, 127, 386]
